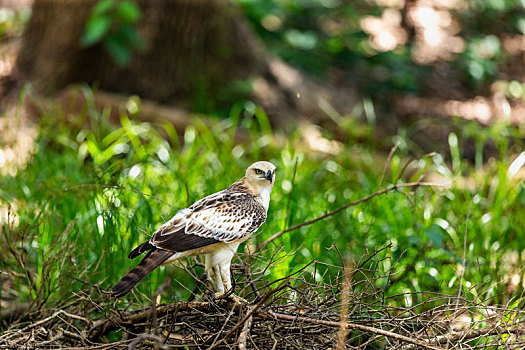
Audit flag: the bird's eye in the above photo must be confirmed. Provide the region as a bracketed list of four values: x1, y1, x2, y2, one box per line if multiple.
[254, 169, 263, 175]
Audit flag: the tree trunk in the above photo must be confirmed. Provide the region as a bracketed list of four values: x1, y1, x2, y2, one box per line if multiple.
[16, 0, 358, 129]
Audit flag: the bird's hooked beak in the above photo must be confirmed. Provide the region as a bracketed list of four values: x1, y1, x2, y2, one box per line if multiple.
[266, 170, 273, 184]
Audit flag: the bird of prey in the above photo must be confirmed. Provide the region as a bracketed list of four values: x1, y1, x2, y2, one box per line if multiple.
[111, 161, 276, 301]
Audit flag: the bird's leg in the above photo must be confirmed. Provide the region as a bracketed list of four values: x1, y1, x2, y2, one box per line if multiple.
[207, 244, 247, 304]
[210, 264, 228, 301]
[205, 254, 224, 293]
[216, 262, 247, 305]
[220, 261, 232, 291]
[212, 265, 225, 293]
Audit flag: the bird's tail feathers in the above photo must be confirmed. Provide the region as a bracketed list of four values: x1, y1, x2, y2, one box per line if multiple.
[111, 249, 173, 298]
[128, 240, 156, 259]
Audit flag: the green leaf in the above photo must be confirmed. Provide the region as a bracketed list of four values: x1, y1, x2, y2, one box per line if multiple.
[92, 0, 115, 16]
[104, 37, 131, 66]
[114, 25, 144, 49]
[81, 15, 112, 47]
[116, 1, 142, 24]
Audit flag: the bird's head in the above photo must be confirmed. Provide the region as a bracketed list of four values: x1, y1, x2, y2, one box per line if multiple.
[245, 161, 276, 191]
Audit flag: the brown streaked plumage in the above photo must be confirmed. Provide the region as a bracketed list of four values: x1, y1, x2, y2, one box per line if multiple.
[111, 161, 276, 299]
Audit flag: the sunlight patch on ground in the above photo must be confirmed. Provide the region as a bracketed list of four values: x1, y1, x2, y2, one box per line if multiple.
[0, 201, 18, 226]
[360, 9, 408, 52]
[0, 104, 36, 225]
[362, 0, 465, 60]
[0, 35, 20, 82]
[0, 104, 37, 175]
[408, 1, 465, 63]
[300, 124, 342, 155]
[396, 95, 525, 125]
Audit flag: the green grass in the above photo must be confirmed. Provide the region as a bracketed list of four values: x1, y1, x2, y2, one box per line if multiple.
[1, 87, 525, 313]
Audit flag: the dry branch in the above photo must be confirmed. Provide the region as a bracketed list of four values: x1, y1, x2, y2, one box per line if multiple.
[264, 310, 447, 350]
[88, 299, 448, 350]
[87, 301, 222, 341]
[208, 284, 285, 350]
[237, 308, 254, 350]
[402, 324, 525, 349]
[3, 256, 525, 349]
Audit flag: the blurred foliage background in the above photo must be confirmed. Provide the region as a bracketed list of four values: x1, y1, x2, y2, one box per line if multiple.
[241, 0, 525, 94]
[1, 0, 525, 320]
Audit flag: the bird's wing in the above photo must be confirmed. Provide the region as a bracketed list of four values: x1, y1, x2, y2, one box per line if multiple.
[149, 192, 266, 252]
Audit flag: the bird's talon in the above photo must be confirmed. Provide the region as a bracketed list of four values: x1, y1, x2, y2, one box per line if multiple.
[212, 292, 226, 301]
[212, 292, 247, 305]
